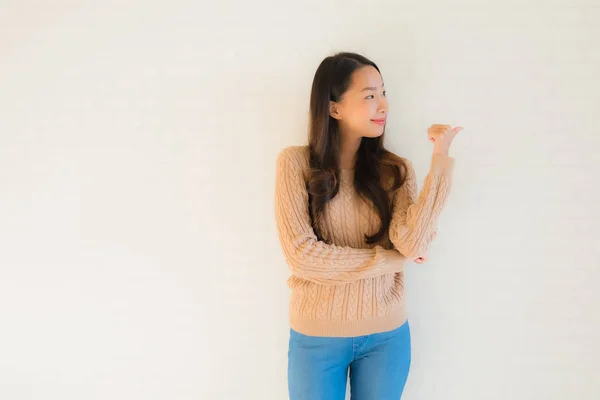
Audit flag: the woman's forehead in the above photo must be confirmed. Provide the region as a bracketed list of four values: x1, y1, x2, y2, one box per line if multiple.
[349, 66, 384, 90]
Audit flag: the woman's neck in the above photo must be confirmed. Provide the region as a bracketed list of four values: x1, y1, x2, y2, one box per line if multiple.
[339, 135, 361, 170]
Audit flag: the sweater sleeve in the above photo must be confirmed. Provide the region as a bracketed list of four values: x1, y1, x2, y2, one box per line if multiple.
[389, 154, 455, 259]
[274, 147, 405, 285]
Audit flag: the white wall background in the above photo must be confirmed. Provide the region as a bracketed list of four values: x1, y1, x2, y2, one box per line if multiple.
[1, 1, 599, 399]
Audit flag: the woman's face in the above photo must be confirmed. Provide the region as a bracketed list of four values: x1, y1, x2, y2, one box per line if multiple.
[330, 65, 388, 140]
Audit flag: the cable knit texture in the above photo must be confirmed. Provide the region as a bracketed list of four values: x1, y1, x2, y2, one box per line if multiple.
[274, 145, 454, 337]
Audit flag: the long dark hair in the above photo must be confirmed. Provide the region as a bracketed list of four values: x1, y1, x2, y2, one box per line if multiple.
[307, 52, 408, 245]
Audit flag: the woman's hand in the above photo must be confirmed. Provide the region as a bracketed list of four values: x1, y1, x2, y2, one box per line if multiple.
[413, 253, 428, 264]
[428, 124, 463, 156]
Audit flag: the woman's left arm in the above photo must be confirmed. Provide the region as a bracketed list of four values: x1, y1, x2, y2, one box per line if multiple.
[389, 154, 455, 259]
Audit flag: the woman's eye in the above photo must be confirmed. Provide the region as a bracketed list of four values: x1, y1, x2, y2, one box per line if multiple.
[365, 92, 386, 99]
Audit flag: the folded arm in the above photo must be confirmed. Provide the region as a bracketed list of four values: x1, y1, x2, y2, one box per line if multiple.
[274, 147, 405, 285]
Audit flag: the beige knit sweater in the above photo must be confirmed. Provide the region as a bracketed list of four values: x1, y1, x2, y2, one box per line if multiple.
[274, 145, 454, 337]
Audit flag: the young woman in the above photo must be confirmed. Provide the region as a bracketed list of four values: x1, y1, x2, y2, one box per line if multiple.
[274, 52, 463, 400]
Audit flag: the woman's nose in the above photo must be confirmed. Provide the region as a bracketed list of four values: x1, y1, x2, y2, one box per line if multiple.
[378, 97, 388, 112]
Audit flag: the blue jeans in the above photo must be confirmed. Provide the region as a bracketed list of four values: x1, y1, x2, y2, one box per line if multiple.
[288, 320, 411, 400]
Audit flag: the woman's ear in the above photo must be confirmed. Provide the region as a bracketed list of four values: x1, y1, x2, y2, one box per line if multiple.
[329, 101, 342, 120]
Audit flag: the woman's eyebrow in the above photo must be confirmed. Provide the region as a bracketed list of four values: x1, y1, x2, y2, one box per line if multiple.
[360, 84, 385, 92]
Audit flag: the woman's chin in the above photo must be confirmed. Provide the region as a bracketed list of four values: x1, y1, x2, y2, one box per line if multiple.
[363, 128, 385, 138]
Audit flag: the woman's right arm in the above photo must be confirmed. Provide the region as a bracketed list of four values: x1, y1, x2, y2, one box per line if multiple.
[274, 147, 405, 285]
